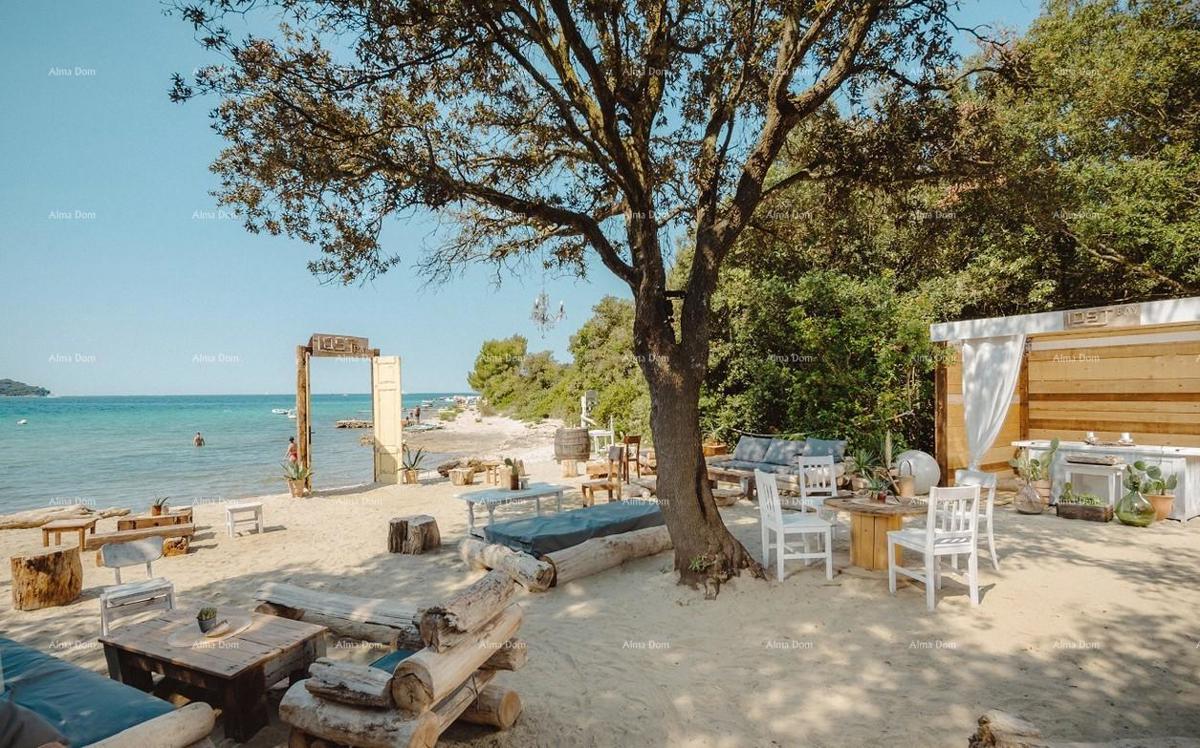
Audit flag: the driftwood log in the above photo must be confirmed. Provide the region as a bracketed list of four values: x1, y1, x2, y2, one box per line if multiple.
[481, 638, 527, 671]
[542, 525, 673, 587]
[255, 583, 424, 650]
[391, 606, 523, 712]
[418, 570, 516, 652]
[11, 547, 83, 610]
[86, 703, 215, 748]
[458, 538, 554, 592]
[388, 516, 441, 555]
[281, 683, 440, 748]
[459, 683, 522, 730]
[0, 504, 129, 531]
[306, 658, 395, 709]
[162, 536, 190, 557]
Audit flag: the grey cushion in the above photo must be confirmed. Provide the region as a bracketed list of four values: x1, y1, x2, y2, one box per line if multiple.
[804, 438, 848, 461]
[732, 436, 773, 462]
[0, 694, 68, 748]
[763, 438, 806, 466]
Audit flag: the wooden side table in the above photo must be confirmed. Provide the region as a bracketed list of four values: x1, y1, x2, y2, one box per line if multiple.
[99, 608, 326, 742]
[41, 517, 98, 550]
[825, 497, 927, 572]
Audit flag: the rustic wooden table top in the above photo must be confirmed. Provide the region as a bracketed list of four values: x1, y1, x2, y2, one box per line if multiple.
[40, 517, 98, 531]
[99, 608, 326, 679]
[825, 497, 928, 517]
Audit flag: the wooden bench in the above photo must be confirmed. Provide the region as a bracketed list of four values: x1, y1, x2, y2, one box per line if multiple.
[266, 572, 527, 747]
[84, 523, 196, 552]
[117, 508, 193, 531]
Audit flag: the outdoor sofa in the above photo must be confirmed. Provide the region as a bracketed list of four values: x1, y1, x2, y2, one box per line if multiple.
[706, 434, 847, 493]
[0, 636, 214, 747]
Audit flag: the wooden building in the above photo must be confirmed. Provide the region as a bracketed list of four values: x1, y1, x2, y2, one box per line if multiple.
[931, 298, 1200, 520]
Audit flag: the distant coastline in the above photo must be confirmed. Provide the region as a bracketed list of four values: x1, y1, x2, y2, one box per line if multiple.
[0, 379, 50, 397]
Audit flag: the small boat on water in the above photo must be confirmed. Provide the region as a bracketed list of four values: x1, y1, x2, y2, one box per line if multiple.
[16, 419, 28, 425]
[271, 408, 289, 415]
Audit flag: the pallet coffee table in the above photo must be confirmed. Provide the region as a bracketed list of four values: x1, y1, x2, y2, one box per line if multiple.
[99, 608, 325, 741]
[825, 497, 927, 572]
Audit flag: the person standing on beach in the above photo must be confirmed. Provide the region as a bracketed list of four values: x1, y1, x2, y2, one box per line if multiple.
[193, 432, 205, 447]
[286, 436, 299, 463]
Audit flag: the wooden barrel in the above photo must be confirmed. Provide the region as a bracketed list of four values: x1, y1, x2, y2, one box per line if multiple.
[554, 427, 591, 461]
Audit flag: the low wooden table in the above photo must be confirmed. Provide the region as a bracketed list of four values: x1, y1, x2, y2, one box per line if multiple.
[40, 517, 97, 550]
[117, 507, 193, 531]
[825, 497, 928, 572]
[99, 608, 326, 742]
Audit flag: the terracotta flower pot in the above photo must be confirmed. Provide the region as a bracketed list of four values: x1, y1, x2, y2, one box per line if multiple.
[287, 479, 306, 498]
[402, 469, 419, 485]
[1032, 479, 1052, 505]
[1146, 493, 1174, 522]
[150, 505, 165, 517]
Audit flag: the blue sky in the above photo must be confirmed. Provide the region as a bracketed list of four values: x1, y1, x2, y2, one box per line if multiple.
[0, 1, 1040, 396]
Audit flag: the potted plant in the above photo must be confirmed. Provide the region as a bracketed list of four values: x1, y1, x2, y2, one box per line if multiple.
[848, 445, 881, 492]
[863, 473, 893, 503]
[196, 606, 220, 634]
[1008, 438, 1060, 513]
[401, 446, 426, 485]
[150, 496, 170, 517]
[701, 428, 728, 457]
[1056, 482, 1113, 522]
[281, 462, 312, 497]
[503, 458, 522, 490]
[1120, 461, 1176, 524]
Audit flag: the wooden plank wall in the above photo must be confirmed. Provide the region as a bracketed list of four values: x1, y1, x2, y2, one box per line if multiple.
[938, 322, 1200, 480]
[1027, 323, 1200, 447]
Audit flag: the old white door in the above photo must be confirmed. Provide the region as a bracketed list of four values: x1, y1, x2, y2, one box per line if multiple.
[371, 356, 403, 484]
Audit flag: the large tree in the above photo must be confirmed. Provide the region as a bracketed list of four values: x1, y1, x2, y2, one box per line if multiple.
[173, 0, 998, 590]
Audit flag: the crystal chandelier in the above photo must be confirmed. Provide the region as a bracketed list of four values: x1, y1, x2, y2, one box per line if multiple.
[531, 291, 565, 336]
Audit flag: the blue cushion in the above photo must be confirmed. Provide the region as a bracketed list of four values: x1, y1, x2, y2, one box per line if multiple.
[763, 438, 806, 466]
[732, 436, 773, 462]
[370, 648, 418, 673]
[484, 501, 664, 556]
[804, 438, 847, 461]
[0, 637, 174, 746]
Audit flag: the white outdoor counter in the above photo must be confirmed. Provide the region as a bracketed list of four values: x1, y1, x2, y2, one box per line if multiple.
[1012, 440, 1199, 521]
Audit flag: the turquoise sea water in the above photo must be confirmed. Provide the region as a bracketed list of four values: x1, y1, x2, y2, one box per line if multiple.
[0, 393, 468, 514]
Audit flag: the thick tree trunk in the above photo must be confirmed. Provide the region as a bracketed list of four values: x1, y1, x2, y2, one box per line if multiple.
[642, 365, 764, 594]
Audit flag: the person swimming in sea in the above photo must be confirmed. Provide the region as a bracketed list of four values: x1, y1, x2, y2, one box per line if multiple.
[193, 432, 205, 447]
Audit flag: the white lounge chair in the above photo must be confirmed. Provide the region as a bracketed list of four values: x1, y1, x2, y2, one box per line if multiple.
[98, 537, 175, 635]
[888, 485, 981, 611]
[955, 468, 1000, 570]
[755, 469, 833, 581]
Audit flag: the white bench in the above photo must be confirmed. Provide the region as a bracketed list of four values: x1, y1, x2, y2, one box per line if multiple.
[1061, 462, 1126, 507]
[98, 538, 175, 635]
[225, 501, 264, 537]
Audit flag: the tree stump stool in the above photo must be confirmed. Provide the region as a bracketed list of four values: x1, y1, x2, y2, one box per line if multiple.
[11, 546, 83, 610]
[163, 536, 191, 557]
[388, 515, 441, 554]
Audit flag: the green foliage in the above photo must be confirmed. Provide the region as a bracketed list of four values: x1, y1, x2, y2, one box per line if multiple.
[0, 379, 50, 397]
[281, 462, 312, 481]
[152, 496, 170, 508]
[1009, 439, 1060, 482]
[702, 268, 940, 449]
[1124, 461, 1179, 495]
[401, 446, 426, 472]
[196, 606, 217, 621]
[1059, 482, 1106, 506]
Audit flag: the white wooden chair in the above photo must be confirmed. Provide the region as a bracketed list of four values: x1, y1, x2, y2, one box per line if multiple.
[888, 485, 981, 611]
[755, 469, 833, 582]
[955, 468, 1000, 570]
[796, 455, 840, 535]
[98, 537, 175, 635]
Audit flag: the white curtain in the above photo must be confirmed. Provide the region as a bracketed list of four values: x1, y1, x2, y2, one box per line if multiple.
[961, 334, 1026, 470]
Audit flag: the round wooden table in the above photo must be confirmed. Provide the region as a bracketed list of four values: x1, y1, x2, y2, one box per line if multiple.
[825, 497, 928, 571]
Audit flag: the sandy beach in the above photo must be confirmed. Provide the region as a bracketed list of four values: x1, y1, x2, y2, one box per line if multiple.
[2, 414, 1198, 747]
